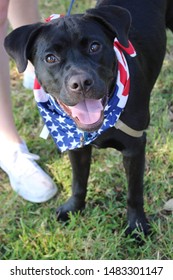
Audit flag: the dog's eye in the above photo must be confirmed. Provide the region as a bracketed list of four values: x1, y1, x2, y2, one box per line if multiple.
[45, 54, 59, 64]
[89, 42, 101, 53]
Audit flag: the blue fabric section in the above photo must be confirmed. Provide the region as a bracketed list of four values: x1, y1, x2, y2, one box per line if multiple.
[36, 83, 124, 152]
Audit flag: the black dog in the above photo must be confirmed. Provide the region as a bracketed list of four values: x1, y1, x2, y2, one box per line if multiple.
[4, 0, 173, 237]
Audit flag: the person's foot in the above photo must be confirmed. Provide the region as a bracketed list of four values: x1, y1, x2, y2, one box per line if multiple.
[0, 141, 57, 202]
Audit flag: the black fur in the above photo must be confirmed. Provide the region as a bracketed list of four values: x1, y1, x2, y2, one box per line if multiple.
[4, 0, 173, 238]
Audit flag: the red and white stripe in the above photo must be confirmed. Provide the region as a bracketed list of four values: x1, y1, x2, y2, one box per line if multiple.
[113, 38, 136, 108]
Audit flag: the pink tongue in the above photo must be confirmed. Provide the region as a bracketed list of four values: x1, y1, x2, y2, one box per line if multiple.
[69, 99, 103, 125]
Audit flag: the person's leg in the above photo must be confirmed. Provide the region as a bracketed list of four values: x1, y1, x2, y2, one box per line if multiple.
[8, 0, 39, 28]
[0, 0, 57, 202]
[8, 0, 39, 88]
[0, 0, 21, 143]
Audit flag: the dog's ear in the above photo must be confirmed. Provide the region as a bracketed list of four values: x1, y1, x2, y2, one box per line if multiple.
[4, 23, 43, 73]
[85, 5, 131, 47]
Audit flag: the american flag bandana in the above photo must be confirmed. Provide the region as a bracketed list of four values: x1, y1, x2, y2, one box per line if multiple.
[33, 14, 136, 152]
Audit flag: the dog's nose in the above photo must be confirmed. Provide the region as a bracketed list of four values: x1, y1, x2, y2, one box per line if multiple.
[68, 74, 94, 92]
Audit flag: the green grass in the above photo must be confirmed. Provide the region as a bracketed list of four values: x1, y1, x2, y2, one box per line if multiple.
[0, 0, 173, 260]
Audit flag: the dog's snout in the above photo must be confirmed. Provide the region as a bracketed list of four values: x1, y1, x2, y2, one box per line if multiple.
[68, 74, 94, 92]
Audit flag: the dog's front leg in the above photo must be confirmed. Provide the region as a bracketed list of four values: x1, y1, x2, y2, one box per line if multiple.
[122, 133, 150, 237]
[56, 145, 92, 221]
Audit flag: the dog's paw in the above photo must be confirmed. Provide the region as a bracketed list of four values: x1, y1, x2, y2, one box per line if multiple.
[125, 211, 151, 244]
[56, 197, 85, 222]
[126, 219, 150, 236]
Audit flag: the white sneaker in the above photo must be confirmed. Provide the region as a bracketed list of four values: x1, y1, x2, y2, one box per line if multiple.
[0, 141, 57, 203]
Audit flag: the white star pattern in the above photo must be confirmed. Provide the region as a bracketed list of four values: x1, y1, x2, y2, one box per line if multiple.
[49, 123, 59, 133]
[67, 124, 74, 130]
[54, 133, 64, 143]
[37, 104, 47, 113]
[67, 130, 74, 138]
[58, 115, 66, 124]
[103, 118, 109, 126]
[70, 138, 79, 149]
[60, 144, 68, 152]
[105, 104, 111, 111]
[43, 111, 52, 123]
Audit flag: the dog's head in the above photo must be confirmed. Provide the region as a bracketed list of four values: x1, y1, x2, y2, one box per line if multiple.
[4, 5, 131, 132]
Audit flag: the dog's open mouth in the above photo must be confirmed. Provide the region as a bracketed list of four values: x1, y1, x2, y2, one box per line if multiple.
[58, 98, 107, 132]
